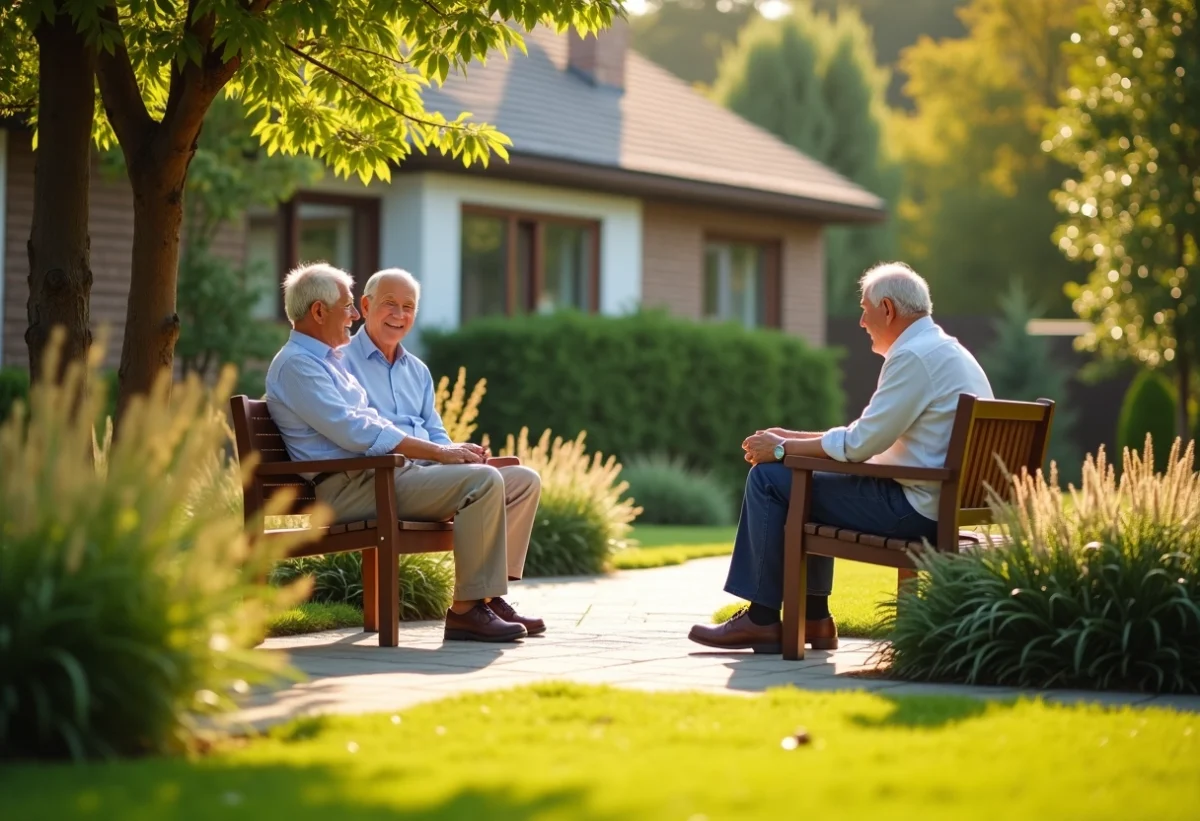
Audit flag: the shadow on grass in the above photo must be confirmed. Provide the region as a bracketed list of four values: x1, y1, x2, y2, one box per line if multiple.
[849, 694, 1011, 729]
[3, 758, 615, 821]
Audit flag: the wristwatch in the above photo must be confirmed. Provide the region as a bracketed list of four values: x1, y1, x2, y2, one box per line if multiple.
[774, 442, 786, 461]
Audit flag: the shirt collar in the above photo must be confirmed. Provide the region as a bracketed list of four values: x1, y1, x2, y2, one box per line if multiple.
[885, 315, 934, 359]
[353, 326, 407, 365]
[289, 330, 337, 359]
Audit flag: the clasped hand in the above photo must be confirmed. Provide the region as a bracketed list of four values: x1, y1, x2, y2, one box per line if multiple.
[439, 442, 492, 464]
[742, 429, 785, 465]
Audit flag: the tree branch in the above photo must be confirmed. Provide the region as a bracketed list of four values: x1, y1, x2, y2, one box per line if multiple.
[95, 5, 155, 155]
[285, 44, 471, 132]
[299, 40, 411, 68]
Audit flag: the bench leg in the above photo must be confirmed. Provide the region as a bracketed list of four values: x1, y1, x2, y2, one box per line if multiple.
[362, 548, 378, 633]
[377, 544, 400, 647]
[782, 470, 812, 661]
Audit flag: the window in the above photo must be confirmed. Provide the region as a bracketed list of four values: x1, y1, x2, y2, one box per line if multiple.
[703, 239, 781, 328]
[460, 207, 599, 323]
[246, 193, 380, 320]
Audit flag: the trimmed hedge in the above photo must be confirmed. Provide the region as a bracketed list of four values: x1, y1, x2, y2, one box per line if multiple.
[1116, 370, 1176, 472]
[422, 310, 844, 491]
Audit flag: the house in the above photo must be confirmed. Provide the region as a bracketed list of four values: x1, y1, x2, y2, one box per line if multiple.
[0, 21, 885, 369]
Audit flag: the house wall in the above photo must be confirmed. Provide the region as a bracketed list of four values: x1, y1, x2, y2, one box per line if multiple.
[379, 171, 643, 341]
[640, 200, 826, 345]
[2, 128, 245, 371]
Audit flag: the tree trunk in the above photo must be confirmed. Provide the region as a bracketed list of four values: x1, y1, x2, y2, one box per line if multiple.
[26, 11, 96, 384]
[1176, 346, 1192, 446]
[116, 154, 191, 421]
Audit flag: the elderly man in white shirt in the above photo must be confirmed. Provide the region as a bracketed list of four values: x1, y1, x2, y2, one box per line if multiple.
[689, 262, 994, 654]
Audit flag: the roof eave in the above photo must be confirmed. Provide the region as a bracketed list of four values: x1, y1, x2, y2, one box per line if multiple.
[401, 151, 888, 225]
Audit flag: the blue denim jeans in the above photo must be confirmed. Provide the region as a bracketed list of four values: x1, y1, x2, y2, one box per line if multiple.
[724, 462, 939, 609]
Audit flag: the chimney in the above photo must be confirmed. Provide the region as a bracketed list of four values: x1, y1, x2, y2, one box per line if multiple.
[567, 17, 630, 90]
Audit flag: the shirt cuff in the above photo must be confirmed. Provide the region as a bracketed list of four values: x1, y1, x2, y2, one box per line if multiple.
[366, 425, 406, 457]
[821, 427, 849, 462]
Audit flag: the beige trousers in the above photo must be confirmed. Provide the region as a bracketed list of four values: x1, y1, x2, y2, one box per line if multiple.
[315, 462, 541, 601]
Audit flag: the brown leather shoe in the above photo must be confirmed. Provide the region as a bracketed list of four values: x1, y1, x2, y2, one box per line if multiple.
[444, 602, 527, 642]
[806, 616, 839, 651]
[487, 596, 546, 636]
[688, 608, 782, 654]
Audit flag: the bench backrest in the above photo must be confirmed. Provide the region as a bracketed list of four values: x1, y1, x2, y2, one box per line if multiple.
[230, 394, 316, 521]
[939, 394, 1055, 532]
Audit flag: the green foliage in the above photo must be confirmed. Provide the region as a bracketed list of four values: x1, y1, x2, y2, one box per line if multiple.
[711, 5, 900, 315]
[423, 311, 843, 495]
[271, 552, 454, 622]
[0, 0, 621, 183]
[0, 367, 29, 422]
[978, 281, 1081, 482]
[1117, 370, 1177, 473]
[524, 493, 615, 576]
[619, 454, 735, 526]
[266, 602, 364, 637]
[1049, 0, 1200, 387]
[883, 444, 1200, 693]
[894, 0, 1090, 315]
[0, 340, 315, 760]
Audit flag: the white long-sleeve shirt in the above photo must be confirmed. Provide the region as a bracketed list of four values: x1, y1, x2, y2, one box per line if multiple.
[820, 316, 994, 521]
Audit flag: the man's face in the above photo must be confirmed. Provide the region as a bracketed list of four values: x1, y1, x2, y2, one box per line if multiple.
[859, 294, 896, 355]
[361, 276, 418, 353]
[311, 282, 359, 348]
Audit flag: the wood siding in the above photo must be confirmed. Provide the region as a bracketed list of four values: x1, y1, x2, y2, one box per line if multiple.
[640, 200, 826, 345]
[2, 129, 246, 370]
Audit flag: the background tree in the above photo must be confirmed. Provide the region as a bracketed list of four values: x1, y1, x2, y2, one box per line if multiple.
[0, 0, 619, 418]
[893, 0, 1090, 315]
[1048, 0, 1199, 439]
[711, 5, 899, 315]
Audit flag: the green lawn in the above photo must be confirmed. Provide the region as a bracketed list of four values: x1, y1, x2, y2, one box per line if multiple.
[628, 525, 738, 547]
[6, 684, 1196, 820]
[267, 602, 363, 636]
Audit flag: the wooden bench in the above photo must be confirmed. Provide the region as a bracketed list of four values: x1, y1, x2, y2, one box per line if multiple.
[780, 393, 1056, 659]
[230, 394, 518, 647]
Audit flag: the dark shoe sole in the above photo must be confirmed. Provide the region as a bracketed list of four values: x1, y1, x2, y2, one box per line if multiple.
[688, 629, 781, 655]
[809, 636, 839, 651]
[444, 627, 527, 643]
[522, 624, 547, 637]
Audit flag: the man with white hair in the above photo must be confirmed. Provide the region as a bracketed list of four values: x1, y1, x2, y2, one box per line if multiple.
[340, 268, 545, 636]
[688, 261, 993, 654]
[265, 263, 543, 643]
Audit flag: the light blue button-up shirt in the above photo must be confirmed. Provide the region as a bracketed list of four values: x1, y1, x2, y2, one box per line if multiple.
[820, 316, 994, 520]
[341, 327, 453, 446]
[265, 331, 407, 466]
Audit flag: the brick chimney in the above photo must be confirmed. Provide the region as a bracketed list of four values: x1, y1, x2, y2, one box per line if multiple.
[567, 18, 630, 90]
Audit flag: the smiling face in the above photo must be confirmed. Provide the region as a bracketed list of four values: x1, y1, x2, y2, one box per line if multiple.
[361, 275, 418, 356]
[860, 293, 899, 356]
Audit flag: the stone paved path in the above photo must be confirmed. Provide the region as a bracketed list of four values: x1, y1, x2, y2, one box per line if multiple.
[234, 556, 1200, 727]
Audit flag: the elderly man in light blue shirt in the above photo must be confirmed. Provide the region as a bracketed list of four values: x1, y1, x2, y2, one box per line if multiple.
[689, 262, 994, 654]
[341, 268, 544, 636]
[265, 263, 543, 644]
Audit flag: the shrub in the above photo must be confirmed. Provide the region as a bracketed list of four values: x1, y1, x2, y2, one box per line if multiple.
[423, 311, 843, 492]
[270, 552, 454, 621]
[0, 340, 317, 760]
[1117, 370, 1176, 473]
[434, 366, 488, 443]
[0, 367, 29, 422]
[883, 438, 1200, 693]
[620, 453, 735, 526]
[496, 427, 642, 576]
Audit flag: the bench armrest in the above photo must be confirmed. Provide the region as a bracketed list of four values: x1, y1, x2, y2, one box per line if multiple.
[782, 455, 954, 483]
[256, 455, 409, 475]
[486, 456, 521, 468]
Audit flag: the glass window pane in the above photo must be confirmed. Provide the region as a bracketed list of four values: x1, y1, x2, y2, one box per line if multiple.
[540, 223, 592, 313]
[703, 241, 766, 328]
[246, 215, 280, 320]
[461, 214, 508, 322]
[297, 203, 355, 271]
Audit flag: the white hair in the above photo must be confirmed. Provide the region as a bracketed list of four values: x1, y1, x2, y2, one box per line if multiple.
[282, 263, 355, 323]
[860, 262, 933, 316]
[363, 268, 421, 303]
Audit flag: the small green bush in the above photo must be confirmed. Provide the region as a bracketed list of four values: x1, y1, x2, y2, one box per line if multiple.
[524, 494, 614, 576]
[271, 552, 454, 621]
[1117, 370, 1176, 473]
[0, 367, 29, 422]
[423, 310, 843, 492]
[0, 346, 314, 761]
[620, 454, 734, 526]
[883, 441, 1200, 693]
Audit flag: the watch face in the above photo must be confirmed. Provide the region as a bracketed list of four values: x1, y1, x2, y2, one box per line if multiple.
[774, 443, 786, 460]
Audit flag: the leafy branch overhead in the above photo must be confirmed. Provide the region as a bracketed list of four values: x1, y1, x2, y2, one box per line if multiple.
[1, 0, 622, 182]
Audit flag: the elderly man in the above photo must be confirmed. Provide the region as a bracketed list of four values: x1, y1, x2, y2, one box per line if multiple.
[341, 268, 544, 636]
[689, 262, 993, 654]
[265, 263, 543, 643]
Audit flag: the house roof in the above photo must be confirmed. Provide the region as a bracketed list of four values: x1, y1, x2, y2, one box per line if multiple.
[413, 27, 886, 224]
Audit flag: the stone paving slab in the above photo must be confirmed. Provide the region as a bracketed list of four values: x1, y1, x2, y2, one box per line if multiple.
[232, 556, 1200, 728]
